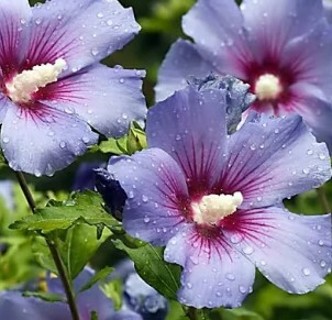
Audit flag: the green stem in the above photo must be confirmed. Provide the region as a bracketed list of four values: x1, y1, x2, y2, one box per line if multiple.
[15, 171, 80, 320]
[316, 186, 330, 213]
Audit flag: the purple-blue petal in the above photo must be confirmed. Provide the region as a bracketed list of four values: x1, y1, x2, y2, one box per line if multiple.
[0, 291, 70, 320]
[0, 0, 31, 69]
[42, 65, 147, 138]
[155, 39, 213, 101]
[242, 0, 324, 58]
[303, 102, 332, 152]
[147, 86, 227, 190]
[1, 102, 98, 176]
[25, 0, 140, 71]
[223, 207, 332, 294]
[182, 0, 249, 77]
[108, 148, 189, 245]
[220, 115, 331, 209]
[164, 224, 255, 308]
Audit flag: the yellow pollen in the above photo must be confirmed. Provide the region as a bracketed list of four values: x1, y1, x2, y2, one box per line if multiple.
[6, 58, 67, 103]
[192, 191, 243, 225]
[254, 73, 282, 101]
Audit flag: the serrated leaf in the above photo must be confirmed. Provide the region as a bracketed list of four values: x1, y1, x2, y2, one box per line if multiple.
[62, 224, 111, 279]
[96, 122, 146, 156]
[31, 236, 57, 274]
[23, 291, 65, 302]
[113, 239, 181, 300]
[101, 279, 123, 311]
[79, 266, 114, 293]
[98, 136, 128, 155]
[10, 191, 121, 234]
[32, 224, 111, 279]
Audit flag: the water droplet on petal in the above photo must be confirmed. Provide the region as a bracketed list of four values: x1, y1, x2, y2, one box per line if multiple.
[226, 273, 235, 281]
[2, 137, 9, 144]
[242, 246, 254, 255]
[302, 268, 310, 276]
[239, 286, 246, 294]
[82, 136, 90, 143]
[59, 141, 66, 149]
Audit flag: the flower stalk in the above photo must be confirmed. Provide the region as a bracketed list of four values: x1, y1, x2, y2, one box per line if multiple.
[15, 171, 80, 320]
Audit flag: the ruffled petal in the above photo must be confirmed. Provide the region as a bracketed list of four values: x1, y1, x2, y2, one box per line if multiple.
[164, 224, 255, 308]
[108, 148, 190, 246]
[0, 0, 31, 75]
[1, 102, 98, 176]
[39, 64, 146, 138]
[220, 115, 331, 209]
[147, 86, 227, 193]
[155, 39, 213, 102]
[182, 0, 251, 78]
[299, 100, 332, 153]
[241, 0, 324, 59]
[24, 0, 140, 71]
[223, 207, 332, 294]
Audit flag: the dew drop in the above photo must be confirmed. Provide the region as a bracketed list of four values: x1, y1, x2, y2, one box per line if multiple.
[34, 169, 42, 177]
[302, 268, 310, 276]
[142, 194, 148, 203]
[226, 273, 235, 281]
[82, 136, 90, 143]
[91, 48, 99, 56]
[302, 168, 309, 175]
[307, 149, 313, 155]
[143, 216, 150, 223]
[239, 286, 246, 294]
[230, 234, 241, 244]
[59, 141, 66, 149]
[2, 137, 9, 144]
[242, 246, 254, 255]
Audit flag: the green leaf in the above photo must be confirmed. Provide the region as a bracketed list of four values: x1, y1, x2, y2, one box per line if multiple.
[32, 224, 111, 279]
[10, 191, 121, 234]
[79, 266, 114, 293]
[31, 236, 57, 274]
[166, 300, 187, 320]
[95, 122, 146, 156]
[113, 238, 181, 300]
[22, 291, 65, 302]
[101, 279, 123, 311]
[97, 136, 128, 155]
[61, 223, 111, 279]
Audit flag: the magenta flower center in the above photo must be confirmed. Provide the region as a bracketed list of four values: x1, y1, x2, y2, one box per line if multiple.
[5, 58, 67, 104]
[254, 73, 283, 101]
[191, 191, 243, 225]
